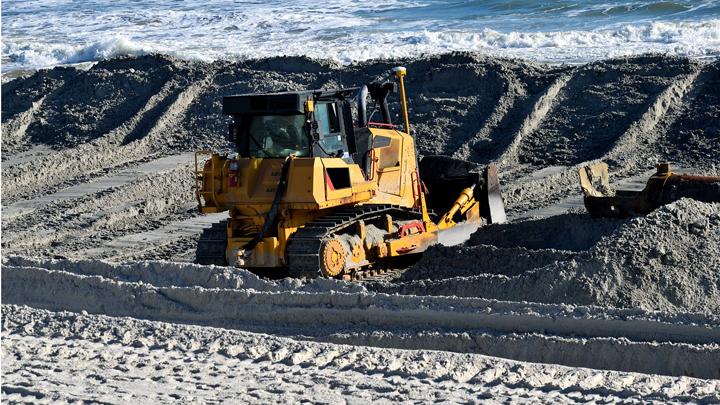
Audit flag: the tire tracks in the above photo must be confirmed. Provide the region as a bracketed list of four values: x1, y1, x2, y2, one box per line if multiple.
[3, 305, 718, 403]
[2, 261, 719, 378]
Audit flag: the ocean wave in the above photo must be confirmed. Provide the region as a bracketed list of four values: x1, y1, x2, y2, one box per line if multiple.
[2, 19, 719, 72]
[417, 19, 720, 51]
[2, 37, 158, 70]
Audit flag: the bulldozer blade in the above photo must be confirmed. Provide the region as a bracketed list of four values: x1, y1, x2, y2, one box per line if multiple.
[437, 221, 480, 246]
[419, 156, 506, 225]
[481, 163, 507, 224]
[578, 162, 720, 218]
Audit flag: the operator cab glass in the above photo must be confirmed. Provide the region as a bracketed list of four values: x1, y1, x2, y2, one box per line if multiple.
[227, 94, 354, 160]
[314, 102, 350, 159]
[243, 114, 310, 158]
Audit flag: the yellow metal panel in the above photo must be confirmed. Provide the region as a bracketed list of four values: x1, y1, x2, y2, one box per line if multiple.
[251, 159, 284, 199]
[364, 127, 419, 209]
[386, 232, 438, 257]
[285, 158, 322, 203]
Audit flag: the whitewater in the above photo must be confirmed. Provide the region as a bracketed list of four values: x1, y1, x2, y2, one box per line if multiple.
[2, 0, 720, 72]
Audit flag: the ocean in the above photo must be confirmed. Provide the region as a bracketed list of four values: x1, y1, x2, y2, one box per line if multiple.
[2, 0, 719, 72]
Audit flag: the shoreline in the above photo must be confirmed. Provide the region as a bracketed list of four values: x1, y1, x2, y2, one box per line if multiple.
[3, 50, 720, 82]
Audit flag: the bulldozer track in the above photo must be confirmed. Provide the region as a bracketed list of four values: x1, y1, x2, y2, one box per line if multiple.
[193, 205, 426, 279]
[286, 204, 424, 278]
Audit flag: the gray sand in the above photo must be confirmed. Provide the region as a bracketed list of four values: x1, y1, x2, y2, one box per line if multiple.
[2, 53, 720, 399]
[387, 199, 720, 313]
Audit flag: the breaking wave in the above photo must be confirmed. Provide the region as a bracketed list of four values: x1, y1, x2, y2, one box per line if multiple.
[2, 0, 719, 72]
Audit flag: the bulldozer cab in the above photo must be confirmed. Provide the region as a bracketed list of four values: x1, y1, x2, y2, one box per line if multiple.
[223, 89, 357, 161]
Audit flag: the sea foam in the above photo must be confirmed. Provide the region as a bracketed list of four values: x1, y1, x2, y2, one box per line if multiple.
[2, 0, 719, 72]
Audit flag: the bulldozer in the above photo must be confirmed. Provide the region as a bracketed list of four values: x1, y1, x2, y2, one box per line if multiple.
[579, 162, 720, 218]
[194, 67, 506, 278]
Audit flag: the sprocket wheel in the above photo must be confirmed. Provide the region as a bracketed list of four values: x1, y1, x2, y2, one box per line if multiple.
[320, 238, 347, 278]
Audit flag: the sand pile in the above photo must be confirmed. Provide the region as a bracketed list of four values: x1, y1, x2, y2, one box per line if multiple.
[3, 54, 719, 210]
[3, 53, 719, 311]
[585, 198, 720, 311]
[387, 199, 720, 313]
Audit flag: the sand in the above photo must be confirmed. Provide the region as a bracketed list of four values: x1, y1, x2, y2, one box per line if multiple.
[2, 52, 720, 402]
[387, 199, 720, 313]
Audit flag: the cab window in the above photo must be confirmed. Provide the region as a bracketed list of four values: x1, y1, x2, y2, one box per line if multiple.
[315, 102, 347, 157]
[246, 114, 310, 157]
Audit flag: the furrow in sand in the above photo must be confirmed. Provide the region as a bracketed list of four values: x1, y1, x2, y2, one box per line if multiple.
[498, 74, 570, 168]
[1, 78, 209, 201]
[501, 69, 704, 217]
[0, 95, 47, 154]
[451, 81, 520, 162]
[1, 153, 194, 220]
[2, 262, 719, 378]
[3, 305, 719, 404]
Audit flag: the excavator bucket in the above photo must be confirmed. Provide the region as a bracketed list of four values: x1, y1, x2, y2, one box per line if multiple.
[578, 162, 612, 198]
[579, 162, 720, 218]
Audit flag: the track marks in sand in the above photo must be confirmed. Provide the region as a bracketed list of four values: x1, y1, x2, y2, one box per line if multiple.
[0, 95, 47, 154]
[3, 305, 718, 404]
[1, 78, 211, 202]
[2, 258, 719, 378]
[605, 70, 702, 172]
[2, 153, 194, 220]
[657, 61, 720, 166]
[498, 74, 570, 168]
[73, 211, 228, 261]
[502, 63, 708, 217]
[1, 163, 199, 259]
[515, 57, 700, 168]
[450, 80, 521, 162]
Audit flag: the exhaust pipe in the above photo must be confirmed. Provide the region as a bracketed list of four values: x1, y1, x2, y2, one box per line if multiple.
[392, 66, 410, 135]
[357, 85, 368, 127]
[367, 82, 395, 125]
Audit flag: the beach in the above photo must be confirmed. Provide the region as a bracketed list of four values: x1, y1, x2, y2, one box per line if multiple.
[2, 51, 720, 402]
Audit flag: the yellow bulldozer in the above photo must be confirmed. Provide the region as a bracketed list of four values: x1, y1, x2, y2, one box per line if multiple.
[194, 67, 506, 278]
